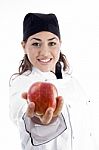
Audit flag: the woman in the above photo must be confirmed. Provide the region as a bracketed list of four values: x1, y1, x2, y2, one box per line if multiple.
[9, 13, 95, 150]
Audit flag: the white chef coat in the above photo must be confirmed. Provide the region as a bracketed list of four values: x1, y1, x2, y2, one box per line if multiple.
[9, 67, 96, 150]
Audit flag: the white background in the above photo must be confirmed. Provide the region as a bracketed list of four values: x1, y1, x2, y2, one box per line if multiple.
[0, 0, 99, 149]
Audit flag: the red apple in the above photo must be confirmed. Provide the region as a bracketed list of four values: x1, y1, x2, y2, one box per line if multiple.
[27, 82, 58, 115]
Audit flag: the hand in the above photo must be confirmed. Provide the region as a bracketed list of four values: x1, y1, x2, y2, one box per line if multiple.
[21, 92, 63, 125]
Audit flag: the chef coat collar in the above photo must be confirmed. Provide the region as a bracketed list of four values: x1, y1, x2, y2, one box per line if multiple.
[32, 67, 57, 80]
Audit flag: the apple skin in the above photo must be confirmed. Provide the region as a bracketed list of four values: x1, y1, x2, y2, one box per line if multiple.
[27, 82, 58, 115]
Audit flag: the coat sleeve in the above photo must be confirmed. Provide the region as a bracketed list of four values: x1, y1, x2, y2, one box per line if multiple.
[21, 113, 67, 146]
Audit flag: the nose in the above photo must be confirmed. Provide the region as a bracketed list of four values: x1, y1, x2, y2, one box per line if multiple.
[39, 44, 50, 56]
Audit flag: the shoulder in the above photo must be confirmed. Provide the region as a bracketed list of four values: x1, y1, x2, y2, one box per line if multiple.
[62, 72, 89, 103]
[62, 71, 82, 87]
[9, 70, 32, 88]
[9, 70, 33, 96]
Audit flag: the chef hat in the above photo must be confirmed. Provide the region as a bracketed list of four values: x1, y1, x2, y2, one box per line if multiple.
[23, 13, 61, 41]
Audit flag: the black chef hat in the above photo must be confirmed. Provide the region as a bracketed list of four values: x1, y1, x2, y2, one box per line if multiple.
[23, 13, 61, 41]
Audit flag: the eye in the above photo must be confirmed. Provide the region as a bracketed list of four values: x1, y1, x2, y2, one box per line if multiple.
[48, 42, 56, 46]
[32, 42, 41, 47]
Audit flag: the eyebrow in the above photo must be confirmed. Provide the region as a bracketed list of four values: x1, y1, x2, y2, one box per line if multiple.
[30, 37, 58, 41]
[48, 37, 58, 41]
[30, 38, 41, 41]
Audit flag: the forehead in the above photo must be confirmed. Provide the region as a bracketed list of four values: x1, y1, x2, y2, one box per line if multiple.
[28, 31, 59, 41]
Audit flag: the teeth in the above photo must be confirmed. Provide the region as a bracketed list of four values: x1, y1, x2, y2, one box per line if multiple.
[39, 59, 51, 62]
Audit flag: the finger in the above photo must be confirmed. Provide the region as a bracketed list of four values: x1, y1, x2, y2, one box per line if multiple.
[40, 107, 54, 124]
[53, 96, 63, 117]
[26, 102, 35, 118]
[21, 92, 27, 100]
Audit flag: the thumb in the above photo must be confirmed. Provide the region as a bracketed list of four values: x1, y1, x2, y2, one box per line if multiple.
[53, 96, 64, 117]
[21, 92, 28, 100]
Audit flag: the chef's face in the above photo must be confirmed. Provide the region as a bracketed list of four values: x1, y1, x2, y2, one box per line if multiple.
[22, 31, 61, 72]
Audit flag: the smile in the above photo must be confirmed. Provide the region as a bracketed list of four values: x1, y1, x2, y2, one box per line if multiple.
[38, 58, 52, 63]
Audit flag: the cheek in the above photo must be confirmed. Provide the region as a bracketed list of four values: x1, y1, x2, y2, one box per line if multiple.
[54, 50, 60, 61]
[27, 51, 36, 64]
